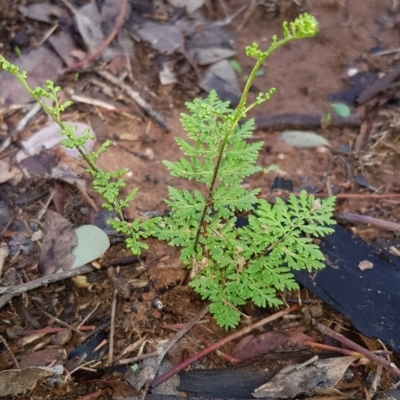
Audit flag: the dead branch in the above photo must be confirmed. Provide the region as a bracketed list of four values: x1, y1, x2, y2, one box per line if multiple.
[254, 113, 361, 131]
[0, 264, 94, 310]
[97, 70, 169, 132]
[315, 322, 400, 378]
[338, 212, 400, 232]
[33, 300, 85, 336]
[255, 113, 361, 131]
[0, 334, 19, 369]
[140, 306, 210, 400]
[0, 242, 9, 279]
[108, 285, 118, 365]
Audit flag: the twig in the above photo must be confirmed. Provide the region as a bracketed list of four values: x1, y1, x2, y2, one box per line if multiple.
[62, 0, 128, 73]
[78, 302, 99, 329]
[254, 113, 361, 131]
[0, 242, 9, 279]
[186, 329, 242, 364]
[0, 103, 41, 154]
[108, 266, 119, 366]
[335, 193, 400, 199]
[151, 305, 300, 389]
[236, 0, 260, 31]
[80, 319, 110, 343]
[315, 322, 400, 377]
[34, 301, 85, 336]
[68, 89, 118, 110]
[354, 121, 370, 152]
[108, 287, 118, 366]
[217, 0, 229, 17]
[37, 190, 55, 221]
[298, 192, 400, 200]
[142, 306, 210, 400]
[352, 366, 370, 400]
[38, 23, 59, 47]
[305, 341, 364, 357]
[0, 334, 20, 369]
[0, 264, 94, 309]
[213, 4, 247, 26]
[369, 364, 383, 398]
[96, 70, 169, 132]
[371, 47, 400, 57]
[16, 326, 94, 335]
[64, 359, 101, 382]
[338, 212, 400, 232]
[15, 103, 42, 136]
[118, 351, 159, 365]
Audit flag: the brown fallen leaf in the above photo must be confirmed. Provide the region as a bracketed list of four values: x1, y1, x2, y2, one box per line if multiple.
[49, 29, 80, 68]
[253, 356, 357, 398]
[232, 330, 313, 360]
[19, 3, 67, 24]
[0, 367, 53, 397]
[38, 210, 77, 277]
[19, 347, 66, 369]
[74, 2, 104, 54]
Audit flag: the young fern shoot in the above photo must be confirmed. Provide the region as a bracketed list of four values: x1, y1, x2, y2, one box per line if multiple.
[0, 56, 160, 255]
[156, 14, 336, 328]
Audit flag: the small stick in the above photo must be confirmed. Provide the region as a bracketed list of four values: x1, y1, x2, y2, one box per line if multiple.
[78, 302, 99, 329]
[354, 121, 370, 152]
[212, 4, 247, 27]
[338, 212, 400, 232]
[236, 0, 260, 31]
[0, 334, 20, 369]
[107, 267, 118, 366]
[335, 193, 400, 199]
[289, 192, 400, 200]
[80, 319, 110, 343]
[0, 242, 9, 279]
[34, 301, 85, 336]
[37, 190, 55, 221]
[315, 322, 400, 377]
[108, 288, 118, 366]
[0, 264, 94, 296]
[161, 322, 242, 364]
[0, 103, 41, 154]
[151, 305, 300, 389]
[305, 341, 364, 357]
[15, 103, 42, 137]
[369, 364, 383, 399]
[0, 265, 94, 310]
[352, 367, 371, 400]
[370, 47, 400, 57]
[96, 70, 169, 132]
[118, 351, 159, 365]
[254, 113, 361, 131]
[16, 326, 94, 335]
[141, 306, 210, 400]
[68, 90, 118, 110]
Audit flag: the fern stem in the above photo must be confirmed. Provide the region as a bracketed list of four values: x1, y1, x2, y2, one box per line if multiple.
[0, 55, 99, 174]
[193, 34, 297, 252]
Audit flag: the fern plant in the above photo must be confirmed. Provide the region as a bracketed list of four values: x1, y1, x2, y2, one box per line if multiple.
[1, 13, 335, 329]
[155, 13, 336, 328]
[0, 57, 160, 255]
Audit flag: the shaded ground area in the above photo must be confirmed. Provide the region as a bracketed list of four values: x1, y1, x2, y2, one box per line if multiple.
[0, 0, 400, 399]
